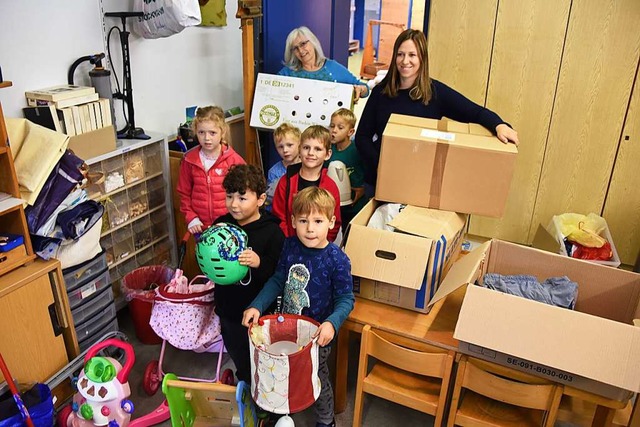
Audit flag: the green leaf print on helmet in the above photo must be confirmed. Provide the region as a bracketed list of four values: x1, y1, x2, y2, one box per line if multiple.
[196, 222, 249, 285]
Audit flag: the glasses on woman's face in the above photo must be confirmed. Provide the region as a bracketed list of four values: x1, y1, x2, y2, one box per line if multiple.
[291, 40, 310, 53]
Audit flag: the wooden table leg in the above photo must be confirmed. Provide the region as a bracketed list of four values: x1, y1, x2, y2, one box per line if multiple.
[334, 324, 351, 414]
[592, 405, 615, 427]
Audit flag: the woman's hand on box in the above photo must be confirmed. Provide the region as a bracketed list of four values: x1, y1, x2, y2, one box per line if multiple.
[496, 124, 519, 146]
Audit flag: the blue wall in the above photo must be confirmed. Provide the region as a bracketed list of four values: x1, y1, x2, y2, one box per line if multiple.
[261, 0, 351, 168]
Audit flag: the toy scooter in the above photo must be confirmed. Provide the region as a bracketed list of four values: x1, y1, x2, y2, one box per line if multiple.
[57, 338, 169, 427]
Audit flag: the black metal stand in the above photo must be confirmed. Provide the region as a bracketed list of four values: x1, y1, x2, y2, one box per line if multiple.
[105, 12, 150, 140]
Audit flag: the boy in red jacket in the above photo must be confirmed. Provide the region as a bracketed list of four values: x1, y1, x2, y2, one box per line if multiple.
[271, 125, 341, 241]
[176, 106, 245, 234]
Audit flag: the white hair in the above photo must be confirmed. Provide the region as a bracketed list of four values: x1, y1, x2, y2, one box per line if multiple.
[283, 26, 326, 71]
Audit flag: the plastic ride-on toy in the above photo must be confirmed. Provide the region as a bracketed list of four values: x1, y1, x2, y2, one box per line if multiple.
[57, 338, 169, 427]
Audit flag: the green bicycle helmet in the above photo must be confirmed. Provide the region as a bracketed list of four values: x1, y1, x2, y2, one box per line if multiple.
[196, 223, 249, 285]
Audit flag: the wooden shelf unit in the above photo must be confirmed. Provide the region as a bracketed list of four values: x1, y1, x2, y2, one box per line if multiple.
[0, 81, 36, 276]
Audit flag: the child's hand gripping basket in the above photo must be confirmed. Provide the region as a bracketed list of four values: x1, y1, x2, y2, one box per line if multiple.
[248, 314, 321, 414]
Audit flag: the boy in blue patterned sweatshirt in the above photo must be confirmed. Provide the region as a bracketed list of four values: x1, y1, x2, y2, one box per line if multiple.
[243, 186, 354, 427]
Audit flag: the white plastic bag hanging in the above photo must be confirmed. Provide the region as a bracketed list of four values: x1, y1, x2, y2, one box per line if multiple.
[133, 0, 202, 39]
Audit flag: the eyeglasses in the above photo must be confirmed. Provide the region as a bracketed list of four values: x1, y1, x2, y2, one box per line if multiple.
[291, 40, 310, 52]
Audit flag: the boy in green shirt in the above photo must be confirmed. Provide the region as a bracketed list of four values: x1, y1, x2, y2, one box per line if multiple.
[328, 108, 368, 229]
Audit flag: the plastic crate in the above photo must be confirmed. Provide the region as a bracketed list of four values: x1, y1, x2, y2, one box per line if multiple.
[124, 149, 145, 184]
[105, 191, 130, 228]
[133, 216, 152, 250]
[136, 248, 154, 266]
[151, 209, 169, 237]
[102, 156, 126, 193]
[70, 283, 114, 326]
[67, 268, 110, 310]
[63, 249, 108, 291]
[117, 257, 139, 282]
[144, 143, 163, 176]
[113, 225, 134, 261]
[128, 183, 149, 219]
[146, 176, 165, 209]
[102, 235, 115, 266]
[78, 316, 119, 353]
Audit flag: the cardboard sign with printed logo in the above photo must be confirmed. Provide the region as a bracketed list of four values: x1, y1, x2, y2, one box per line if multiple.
[250, 73, 353, 131]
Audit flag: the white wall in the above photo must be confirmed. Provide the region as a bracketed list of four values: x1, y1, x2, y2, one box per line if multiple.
[0, 0, 244, 137]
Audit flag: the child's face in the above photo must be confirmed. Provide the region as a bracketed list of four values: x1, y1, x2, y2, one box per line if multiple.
[292, 208, 335, 249]
[196, 120, 223, 155]
[300, 138, 331, 170]
[329, 116, 354, 145]
[225, 189, 266, 226]
[275, 135, 300, 166]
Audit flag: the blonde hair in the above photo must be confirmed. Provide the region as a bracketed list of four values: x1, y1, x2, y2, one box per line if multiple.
[301, 125, 331, 151]
[292, 186, 335, 220]
[273, 122, 302, 145]
[192, 106, 230, 144]
[283, 26, 326, 71]
[381, 29, 432, 105]
[331, 108, 357, 129]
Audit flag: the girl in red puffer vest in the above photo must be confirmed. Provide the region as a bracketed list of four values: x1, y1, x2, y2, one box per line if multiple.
[177, 106, 245, 234]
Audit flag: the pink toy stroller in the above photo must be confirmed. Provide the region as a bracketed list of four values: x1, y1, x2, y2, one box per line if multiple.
[137, 234, 234, 395]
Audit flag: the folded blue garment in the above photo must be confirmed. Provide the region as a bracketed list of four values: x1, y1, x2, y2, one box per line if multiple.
[482, 273, 578, 309]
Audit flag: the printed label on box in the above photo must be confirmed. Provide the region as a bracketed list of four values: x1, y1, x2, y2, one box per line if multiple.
[420, 129, 456, 141]
[458, 341, 633, 401]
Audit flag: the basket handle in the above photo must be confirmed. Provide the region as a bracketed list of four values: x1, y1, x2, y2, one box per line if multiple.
[84, 338, 135, 383]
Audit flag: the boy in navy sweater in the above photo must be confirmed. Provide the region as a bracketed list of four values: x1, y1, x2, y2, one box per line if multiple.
[243, 186, 354, 427]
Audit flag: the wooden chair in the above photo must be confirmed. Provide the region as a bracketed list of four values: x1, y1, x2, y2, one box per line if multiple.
[352, 324, 455, 426]
[447, 355, 564, 427]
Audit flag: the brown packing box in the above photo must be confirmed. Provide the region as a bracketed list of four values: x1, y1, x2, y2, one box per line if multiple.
[376, 114, 518, 217]
[429, 239, 640, 399]
[66, 125, 117, 160]
[343, 200, 466, 313]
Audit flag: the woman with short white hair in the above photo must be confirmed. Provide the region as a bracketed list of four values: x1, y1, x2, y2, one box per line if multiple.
[279, 26, 369, 101]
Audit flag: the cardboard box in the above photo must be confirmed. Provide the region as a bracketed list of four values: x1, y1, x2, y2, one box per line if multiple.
[546, 215, 621, 268]
[376, 114, 518, 217]
[430, 239, 640, 399]
[343, 200, 466, 313]
[66, 125, 117, 161]
[250, 73, 353, 130]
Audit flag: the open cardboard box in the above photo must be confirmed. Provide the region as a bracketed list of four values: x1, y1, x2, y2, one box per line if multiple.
[249, 73, 353, 131]
[429, 239, 640, 400]
[343, 200, 466, 313]
[376, 114, 518, 218]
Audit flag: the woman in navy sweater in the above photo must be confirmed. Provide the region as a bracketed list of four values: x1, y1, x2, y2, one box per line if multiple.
[355, 29, 519, 190]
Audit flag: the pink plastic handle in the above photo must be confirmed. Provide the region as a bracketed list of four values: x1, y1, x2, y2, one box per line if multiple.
[84, 338, 135, 383]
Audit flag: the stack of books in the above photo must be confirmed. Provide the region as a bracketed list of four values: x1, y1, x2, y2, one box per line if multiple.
[23, 84, 112, 136]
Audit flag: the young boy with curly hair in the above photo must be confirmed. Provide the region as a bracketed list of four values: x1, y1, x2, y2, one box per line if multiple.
[213, 164, 285, 384]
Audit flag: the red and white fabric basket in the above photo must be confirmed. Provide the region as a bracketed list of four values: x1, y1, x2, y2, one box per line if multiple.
[249, 314, 321, 414]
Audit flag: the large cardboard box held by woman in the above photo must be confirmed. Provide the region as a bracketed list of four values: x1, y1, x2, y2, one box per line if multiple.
[376, 114, 518, 218]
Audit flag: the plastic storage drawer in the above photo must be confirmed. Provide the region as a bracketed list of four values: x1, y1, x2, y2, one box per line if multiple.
[67, 268, 110, 310]
[70, 284, 114, 326]
[78, 317, 119, 353]
[75, 303, 117, 344]
[63, 249, 108, 291]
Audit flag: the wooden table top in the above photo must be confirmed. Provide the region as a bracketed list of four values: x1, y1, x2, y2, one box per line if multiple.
[346, 283, 467, 351]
